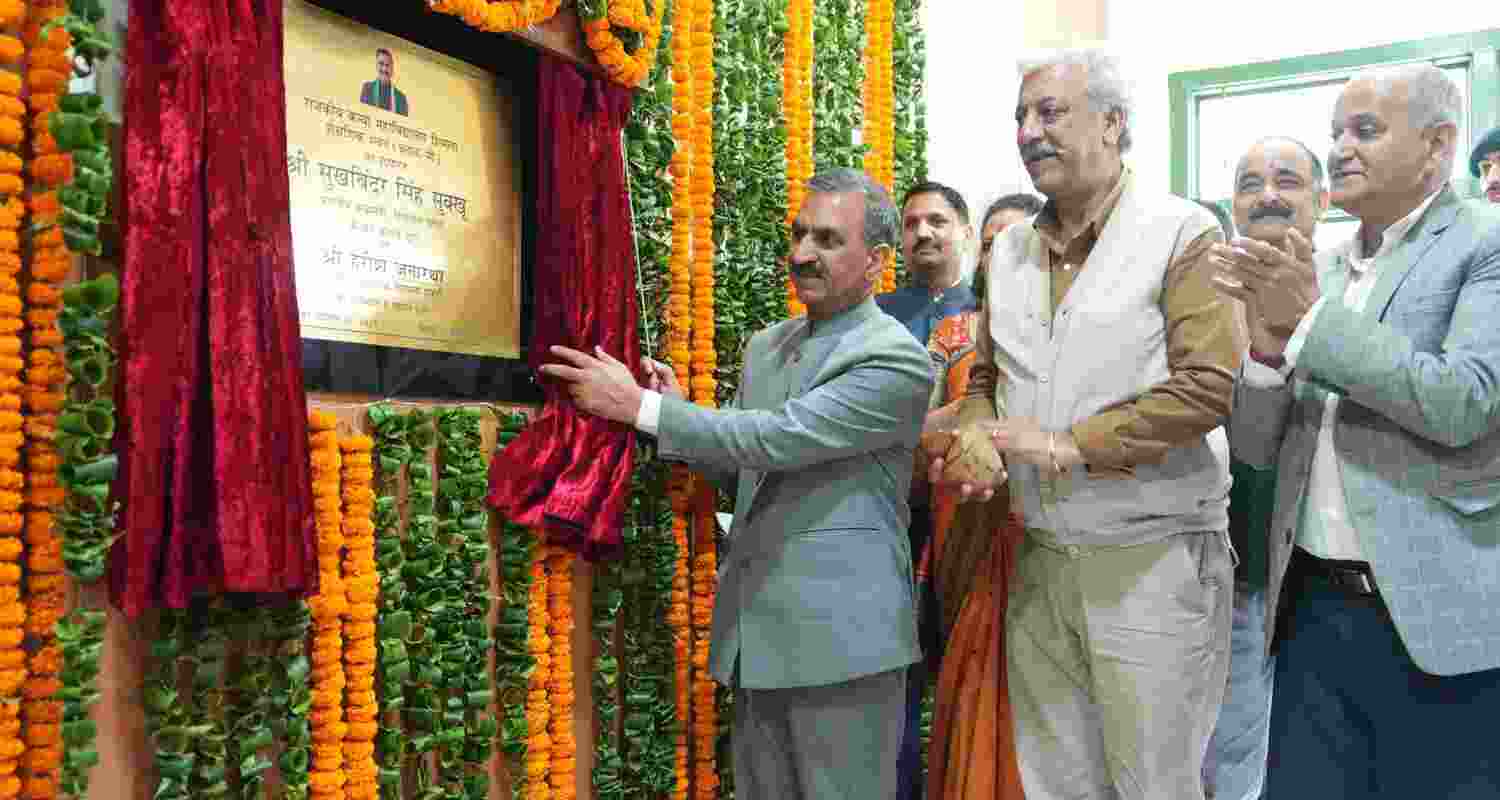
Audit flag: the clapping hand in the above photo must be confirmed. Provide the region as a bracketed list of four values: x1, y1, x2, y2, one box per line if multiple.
[1209, 228, 1321, 354]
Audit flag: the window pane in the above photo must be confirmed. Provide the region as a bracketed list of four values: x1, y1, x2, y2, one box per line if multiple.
[1195, 63, 1470, 202]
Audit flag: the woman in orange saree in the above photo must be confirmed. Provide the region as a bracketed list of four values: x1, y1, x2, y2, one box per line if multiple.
[919, 299, 1026, 800]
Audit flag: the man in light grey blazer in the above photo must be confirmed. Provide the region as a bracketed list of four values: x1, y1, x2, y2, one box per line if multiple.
[540, 168, 933, 800]
[1213, 64, 1500, 799]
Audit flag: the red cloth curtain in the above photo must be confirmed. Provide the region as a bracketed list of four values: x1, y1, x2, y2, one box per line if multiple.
[113, 0, 315, 617]
[486, 57, 638, 560]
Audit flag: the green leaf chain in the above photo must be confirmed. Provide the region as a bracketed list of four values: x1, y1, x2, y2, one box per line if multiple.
[435, 407, 496, 799]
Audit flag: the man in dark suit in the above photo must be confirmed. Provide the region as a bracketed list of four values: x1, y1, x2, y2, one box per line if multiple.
[360, 48, 409, 116]
[1215, 64, 1500, 799]
[542, 168, 932, 800]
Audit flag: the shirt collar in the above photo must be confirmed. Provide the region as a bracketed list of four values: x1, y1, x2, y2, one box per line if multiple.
[1341, 187, 1443, 273]
[1033, 167, 1130, 255]
[806, 295, 882, 339]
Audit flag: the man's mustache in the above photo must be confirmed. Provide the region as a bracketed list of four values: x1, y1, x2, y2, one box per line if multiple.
[1248, 206, 1293, 222]
[1020, 142, 1059, 163]
[789, 260, 822, 277]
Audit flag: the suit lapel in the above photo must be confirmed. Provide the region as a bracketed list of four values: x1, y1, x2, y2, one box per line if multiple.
[1365, 187, 1461, 321]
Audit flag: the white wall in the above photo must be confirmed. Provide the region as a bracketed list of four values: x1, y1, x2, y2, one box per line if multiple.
[923, 0, 1104, 274]
[925, 0, 1500, 216]
[1108, 3, 1500, 199]
[922, 2, 1030, 230]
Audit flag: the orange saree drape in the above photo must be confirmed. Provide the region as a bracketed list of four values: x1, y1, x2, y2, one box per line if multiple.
[923, 313, 1026, 800]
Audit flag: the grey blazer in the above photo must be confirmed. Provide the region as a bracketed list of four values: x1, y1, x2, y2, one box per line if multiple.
[1231, 187, 1500, 676]
[657, 297, 933, 689]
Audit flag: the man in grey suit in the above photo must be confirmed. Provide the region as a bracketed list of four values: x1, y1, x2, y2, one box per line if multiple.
[540, 167, 933, 800]
[1213, 64, 1500, 799]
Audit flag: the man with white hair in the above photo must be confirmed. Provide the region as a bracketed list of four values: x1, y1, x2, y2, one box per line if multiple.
[1214, 64, 1500, 797]
[929, 47, 1241, 799]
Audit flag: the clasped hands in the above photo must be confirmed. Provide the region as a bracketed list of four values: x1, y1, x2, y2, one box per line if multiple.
[1207, 228, 1321, 354]
[924, 418, 1085, 503]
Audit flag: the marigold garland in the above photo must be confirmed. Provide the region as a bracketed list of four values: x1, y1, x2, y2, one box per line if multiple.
[580, 0, 667, 89]
[18, 3, 68, 796]
[307, 411, 348, 800]
[339, 435, 378, 800]
[426, 0, 563, 34]
[782, 0, 813, 316]
[862, 0, 895, 292]
[521, 537, 552, 800]
[664, 0, 694, 390]
[663, 3, 697, 785]
[666, 469, 691, 800]
[545, 545, 575, 800]
[687, 0, 716, 406]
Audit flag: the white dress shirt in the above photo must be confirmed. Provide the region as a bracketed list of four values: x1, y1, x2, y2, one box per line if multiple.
[1244, 189, 1440, 562]
[635, 388, 663, 435]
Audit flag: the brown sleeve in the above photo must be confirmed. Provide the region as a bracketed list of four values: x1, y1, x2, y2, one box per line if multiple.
[1069, 228, 1241, 471]
[956, 302, 1002, 425]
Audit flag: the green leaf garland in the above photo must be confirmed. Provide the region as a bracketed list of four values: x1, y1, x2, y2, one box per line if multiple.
[813, 0, 868, 173]
[712, 0, 789, 404]
[369, 403, 416, 797]
[186, 604, 232, 800]
[225, 606, 278, 800]
[271, 604, 314, 800]
[618, 454, 677, 796]
[144, 610, 196, 800]
[41, 0, 114, 257]
[435, 407, 495, 799]
[492, 413, 535, 794]
[397, 409, 450, 797]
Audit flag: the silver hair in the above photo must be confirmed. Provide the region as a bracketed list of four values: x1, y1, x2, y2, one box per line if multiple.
[1360, 63, 1462, 166]
[805, 168, 900, 249]
[1017, 47, 1133, 153]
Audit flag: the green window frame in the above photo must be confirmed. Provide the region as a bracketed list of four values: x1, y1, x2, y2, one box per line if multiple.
[1170, 30, 1500, 217]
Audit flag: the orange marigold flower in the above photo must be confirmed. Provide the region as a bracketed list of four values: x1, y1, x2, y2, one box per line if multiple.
[23, 574, 61, 595]
[24, 68, 64, 94]
[26, 92, 56, 115]
[22, 700, 61, 724]
[23, 281, 60, 307]
[28, 259, 68, 283]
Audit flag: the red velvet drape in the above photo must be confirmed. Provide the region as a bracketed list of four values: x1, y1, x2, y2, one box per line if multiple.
[486, 57, 638, 560]
[113, 0, 316, 617]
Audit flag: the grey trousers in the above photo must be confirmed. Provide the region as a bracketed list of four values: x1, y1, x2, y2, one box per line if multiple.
[732, 667, 907, 800]
[1007, 530, 1234, 800]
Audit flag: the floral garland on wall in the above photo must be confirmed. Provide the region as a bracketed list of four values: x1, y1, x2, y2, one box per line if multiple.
[711, 0, 787, 406]
[781, 0, 811, 317]
[426, 0, 564, 33]
[812, 0, 867, 175]
[891, 0, 927, 287]
[578, 0, 667, 90]
[20, 3, 73, 795]
[861, 0, 895, 292]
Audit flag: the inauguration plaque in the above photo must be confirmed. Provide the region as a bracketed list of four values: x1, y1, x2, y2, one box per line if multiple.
[284, 0, 522, 359]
